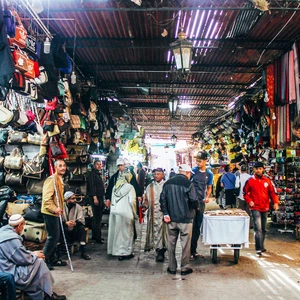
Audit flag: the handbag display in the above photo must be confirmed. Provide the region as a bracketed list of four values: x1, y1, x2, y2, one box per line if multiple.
[6, 199, 29, 216]
[0, 185, 16, 202]
[0, 105, 14, 125]
[77, 148, 91, 165]
[23, 155, 44, 179]
[11, 46, 29, 73]
[23, 201, 44, 223]
[70, 114, 81, 129]
[4, 148, 24, 170]
[49, 136, 67, 159]
[45, 97, 58, 111]
[26, 178, 46, 195]
[5, 171, 24, 186]
[65, 148, 77, 164]
[57, 117, 69, 133]
[21, 221, 47, 244]
[69, 168, 85, 184]
[27, 133, 42, 145]
[7, 131, 28, 144]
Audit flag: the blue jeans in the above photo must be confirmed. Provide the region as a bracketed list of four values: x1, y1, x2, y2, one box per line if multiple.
[191, 209, 203, 255]
[251, 210, 267, 251]
[43, 214, 61, 263]
[0, 272, 16, 300]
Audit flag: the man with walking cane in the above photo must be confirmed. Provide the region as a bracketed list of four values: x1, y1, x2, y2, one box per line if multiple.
[42, 160, 68, 270]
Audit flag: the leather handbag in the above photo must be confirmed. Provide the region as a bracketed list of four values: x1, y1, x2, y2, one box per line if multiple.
[4, 148, 24, 170]
[0, 105, 14, 125]
[7, 131, 28, 144]
[57, 117, 69, 133]
[45, 97, 58, 111]
[65, 148, 77, 164]
[49, 136, 68, 159]
[27, 133, 42, 145]
[5, 171, 23, 186]
[23, 201, 44, 223]
[0, 171, 5, 184]
[70, 114, 81, 129]
[12, 71, 26, 92]
[6, 200, 29, 216]
[26, 178, 46, 195]
[48, 124, 60, 137]
[77, 148, 91, 165]
[0, 185, 16, 202]
[42, 111, 56, 132]
[0, 200, 8, 221]
[21, 221, 47, 244]
[69, 168, 85, 184]
[24, 58, 35, 79]
[23, 155, 44, 179]
[0, 129, 9, 144]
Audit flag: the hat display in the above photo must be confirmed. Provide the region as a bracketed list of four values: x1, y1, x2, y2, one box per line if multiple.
[194, 151, 208, 160]
[179, 164, 192, 172]
[64, 191, 75, 200]
[253, 161, 264, 168]
[116, 158, 125, 165]
[8, 214, 24, 226]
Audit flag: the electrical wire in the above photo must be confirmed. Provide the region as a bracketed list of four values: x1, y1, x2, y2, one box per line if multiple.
[257, 3, 300, 65]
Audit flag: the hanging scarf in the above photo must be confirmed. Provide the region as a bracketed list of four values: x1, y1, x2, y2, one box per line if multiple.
[266, 64, 275, 107]
[289, 50, 296, 103]
[293, 43, 300, 112]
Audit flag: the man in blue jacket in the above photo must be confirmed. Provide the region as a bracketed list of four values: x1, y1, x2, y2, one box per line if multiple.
[160, 164, 198, 276]
[190, 151, 213, 260]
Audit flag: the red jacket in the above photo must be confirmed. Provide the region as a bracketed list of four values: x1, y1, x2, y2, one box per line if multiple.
[243, 174, 278, 212]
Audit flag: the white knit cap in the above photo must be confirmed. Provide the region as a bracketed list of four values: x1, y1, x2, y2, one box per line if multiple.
[64, 191, 75, 200]
[9, 214, 25, 226]
[179, 164, 192, 172]
[116, 157, 125, 166]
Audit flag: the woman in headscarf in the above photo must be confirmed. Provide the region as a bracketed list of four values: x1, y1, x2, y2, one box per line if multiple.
[107, 171, 137, 260]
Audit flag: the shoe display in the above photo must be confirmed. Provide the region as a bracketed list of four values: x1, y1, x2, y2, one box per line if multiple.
[44, 291, 66, 299]
[167, 267, 176, 275]
[81, 253, 91, 260]
[181, 268, 193, 276]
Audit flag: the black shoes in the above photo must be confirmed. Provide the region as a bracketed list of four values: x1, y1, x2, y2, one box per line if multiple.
[118, 254, 134, 261]
[156, 248, 166, 262]
[181, 268, 193, 276]
[44, 291, 66, 299]
[167, 268, 176, 275]
[46, 263, 54, 271]
[51, 259, 67, 267]
[96, 238, 105, 244]
[81, 253, 91, 260]
[261, 248, 267, 253]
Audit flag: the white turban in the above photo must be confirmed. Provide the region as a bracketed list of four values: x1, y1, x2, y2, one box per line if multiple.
[9, 214, 25, 226]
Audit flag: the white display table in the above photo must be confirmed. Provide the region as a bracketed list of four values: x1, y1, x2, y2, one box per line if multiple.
[202, 209, 250, 264]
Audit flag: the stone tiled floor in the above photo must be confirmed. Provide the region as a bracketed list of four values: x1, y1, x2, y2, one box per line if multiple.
[52, 212, 300, 300]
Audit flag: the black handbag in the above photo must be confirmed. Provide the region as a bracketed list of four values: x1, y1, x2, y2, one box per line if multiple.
[5, 171, 23, 186]
[69, 169, 85, 184]
[26, 178, 46, 195]
[0, 171, 5, 184]
[0, 199, 8, 220]
[23, 201, 43, 223]
[76, 148, 91, 165]
[0, 185, 16, 201]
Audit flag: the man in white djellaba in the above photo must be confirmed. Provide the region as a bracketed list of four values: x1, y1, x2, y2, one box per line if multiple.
[107, 171, 137, 261]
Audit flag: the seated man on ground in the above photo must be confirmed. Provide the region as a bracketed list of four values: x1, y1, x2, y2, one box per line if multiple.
[0, 214, 66, 300]
[62, 192, 91, 260]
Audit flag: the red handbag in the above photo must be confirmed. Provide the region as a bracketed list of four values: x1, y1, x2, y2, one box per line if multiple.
[49, 135, 68, 159]
[24, 59, 35, 79]
[45, 97, 58, 111]
[9, 25, 27, 48]
[11, 46, 29, 73]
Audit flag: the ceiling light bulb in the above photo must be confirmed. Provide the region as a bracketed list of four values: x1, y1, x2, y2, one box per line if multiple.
[32, 0, 44, 14]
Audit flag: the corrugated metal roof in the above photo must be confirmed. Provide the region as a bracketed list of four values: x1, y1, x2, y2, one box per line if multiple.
[33, 0, 300, 140]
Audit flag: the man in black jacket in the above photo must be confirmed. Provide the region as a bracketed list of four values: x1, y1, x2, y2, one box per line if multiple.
[160, 164, 198, 276]
[86, 160, 105, 244]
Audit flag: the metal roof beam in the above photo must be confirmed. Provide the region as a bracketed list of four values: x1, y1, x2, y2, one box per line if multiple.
[126, 103, 226, 109]
[49, 6, 300, 13]
[120, 94, 230, 99]
[94, 69, 260, 74]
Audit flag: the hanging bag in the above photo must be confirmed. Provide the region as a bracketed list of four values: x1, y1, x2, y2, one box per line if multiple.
[4, 148, 24, 170]
[49, 135, 68, 159]
[23, 154, 44, 179]
[5, 171, 24, 186]
[6, 199, 29, 216]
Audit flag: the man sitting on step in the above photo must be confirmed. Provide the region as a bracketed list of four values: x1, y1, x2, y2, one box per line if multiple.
[0, 214, 66, 300]
[61, 191, 91, 260]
